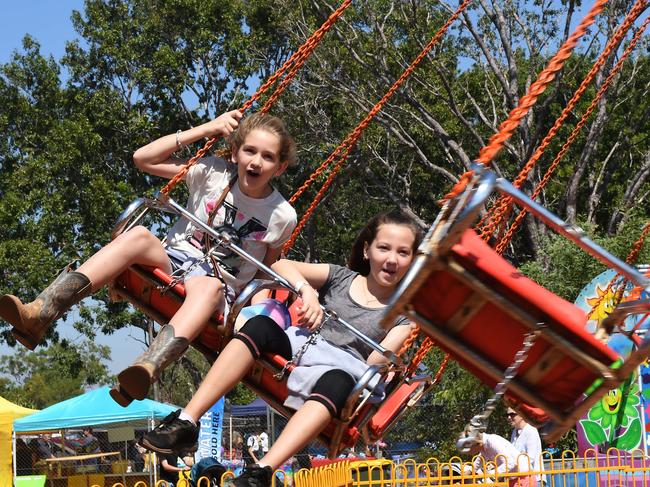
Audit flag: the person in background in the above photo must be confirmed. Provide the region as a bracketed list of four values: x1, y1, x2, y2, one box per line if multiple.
[258, 431, 269, 459]
[460, 431, 534, 487]
[159, 453, 190, 487]
[508, 408, 544, 485]
[129, 441, 146, 472]
[79, 427, 101, 472]
[35, 434, 57, 460]
[245, 433, 259, 465]
[29, 435, 53, 475]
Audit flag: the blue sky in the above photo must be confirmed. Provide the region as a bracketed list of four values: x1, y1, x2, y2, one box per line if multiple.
[1, 1, 85, 64]
[1, 1, 145, 374]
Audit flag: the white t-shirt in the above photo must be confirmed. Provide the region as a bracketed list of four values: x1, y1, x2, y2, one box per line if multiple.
[511, 423, 543, 480]
[247, 435, 259, 452]
[165, 156, 296, 291]
[473, 434, 530, 475]
[259, 432, 269, 452]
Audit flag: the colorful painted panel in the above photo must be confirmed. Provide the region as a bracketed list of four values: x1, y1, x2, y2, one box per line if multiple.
[574, 268, 649, 454]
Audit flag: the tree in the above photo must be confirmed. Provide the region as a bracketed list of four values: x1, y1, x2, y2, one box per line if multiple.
[0, 340, 112, 409]
[1, 0, 648, 456]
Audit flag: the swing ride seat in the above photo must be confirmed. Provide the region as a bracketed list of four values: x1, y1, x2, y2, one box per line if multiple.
[110, 264, 229, 354]
[108, 196, 427, 457]
[227, 279, 432, 457]
[381, 165, 650, 442]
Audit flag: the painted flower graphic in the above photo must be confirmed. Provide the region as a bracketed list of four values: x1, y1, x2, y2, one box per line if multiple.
[588, 383, 639, 428]
[580, 374, 642, 450]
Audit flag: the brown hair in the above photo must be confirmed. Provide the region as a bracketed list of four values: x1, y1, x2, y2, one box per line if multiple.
[228, 112, 297, 167]
[348, 209, 423, 276]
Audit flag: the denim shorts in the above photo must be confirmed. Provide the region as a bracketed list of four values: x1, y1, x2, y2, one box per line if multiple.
[165, 247, 215, 281]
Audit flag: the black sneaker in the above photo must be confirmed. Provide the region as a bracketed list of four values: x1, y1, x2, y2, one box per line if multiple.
[233, 464, 274, 487]
[138, 409, 198, 455]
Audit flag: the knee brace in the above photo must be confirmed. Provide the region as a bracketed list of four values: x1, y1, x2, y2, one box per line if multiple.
[307, 369, 356, 418]
[234, 315, 292, 360]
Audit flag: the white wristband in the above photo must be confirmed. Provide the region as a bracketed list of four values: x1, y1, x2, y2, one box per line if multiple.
[294, 280, 308, 294]
[175, 129, 184, 150]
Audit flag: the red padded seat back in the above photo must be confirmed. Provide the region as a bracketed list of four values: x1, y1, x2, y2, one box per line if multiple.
[114, 266, 227, 351]
[412, 230, 618, 410]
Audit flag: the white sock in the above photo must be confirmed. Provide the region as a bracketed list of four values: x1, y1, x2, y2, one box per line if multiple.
[257, 462, 269, 469]
[179, 410, 196, 425]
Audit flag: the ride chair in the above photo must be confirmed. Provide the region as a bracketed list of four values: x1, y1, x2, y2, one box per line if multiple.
[380, 164, 650, 441]
[108, 192, 432, 457]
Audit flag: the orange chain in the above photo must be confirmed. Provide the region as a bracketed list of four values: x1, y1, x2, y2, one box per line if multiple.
[407, 337, 435, 376]
[494, 14, 650, 253]
[159, 0, 353, 196]
[482, 2, 649, 243]
[431, 352, 451, 385]
[398, 325, 423, 358]
[440, 0, 610, 203]
[282, 0, 473, 252]
[396, 324, 451, 378]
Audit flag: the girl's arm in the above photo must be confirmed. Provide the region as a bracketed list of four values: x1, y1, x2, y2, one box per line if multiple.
[133, 110, 242, 179]
[366, 323, 417, 365]
[270, 259, 330, 330]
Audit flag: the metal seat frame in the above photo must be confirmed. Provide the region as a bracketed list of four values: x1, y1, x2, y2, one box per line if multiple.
[108, 191, 430, 456]
[381, 164, 650, 441]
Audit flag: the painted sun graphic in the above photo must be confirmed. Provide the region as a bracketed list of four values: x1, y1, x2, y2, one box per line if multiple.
[586, 285, 617, 322]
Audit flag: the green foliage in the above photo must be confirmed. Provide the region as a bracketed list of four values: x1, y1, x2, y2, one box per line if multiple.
[0, 340, 112, 409]
[0, 0, 649, 458]
[521, 215, 650, 301]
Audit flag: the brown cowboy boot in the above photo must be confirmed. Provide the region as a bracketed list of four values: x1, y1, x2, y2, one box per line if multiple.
[0, 265, 92, 350]
[111, 324, 189, 406]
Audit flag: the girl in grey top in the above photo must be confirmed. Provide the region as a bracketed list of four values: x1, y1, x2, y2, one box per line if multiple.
[139, 210, 423, 487]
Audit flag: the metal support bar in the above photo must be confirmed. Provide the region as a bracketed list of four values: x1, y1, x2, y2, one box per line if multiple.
[157, 191, 401, 364]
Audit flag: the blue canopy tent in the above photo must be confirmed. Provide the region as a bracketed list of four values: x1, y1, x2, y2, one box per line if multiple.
[13, 386, 177, 484]
[230, 397, 268, 418]
[14, 386, 176, 432]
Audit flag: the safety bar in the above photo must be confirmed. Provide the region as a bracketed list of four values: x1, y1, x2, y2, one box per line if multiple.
[110, 196, 183, 240]
[110, 193, 401, 364]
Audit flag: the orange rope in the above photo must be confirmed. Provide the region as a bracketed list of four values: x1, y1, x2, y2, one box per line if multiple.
[159, 0, 353, 196]
[494, 14, 650, 253]
[482, 2, 649, 243]
[282, 0, 473, 252]
[474, 0, 609, 165]
[396, 324, 451, 381]
[440, 0, 610, 203]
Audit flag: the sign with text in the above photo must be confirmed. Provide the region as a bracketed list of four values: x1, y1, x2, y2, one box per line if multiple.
[196, 397, 225, 461]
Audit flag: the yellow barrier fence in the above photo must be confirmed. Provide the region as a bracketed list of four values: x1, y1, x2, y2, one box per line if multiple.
[85, 449, 650, 487]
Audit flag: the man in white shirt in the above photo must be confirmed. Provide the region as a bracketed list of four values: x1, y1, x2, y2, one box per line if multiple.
[258, 431, 269, 457]
[508, 408, 544, 485]
[246, 434, 260, 464]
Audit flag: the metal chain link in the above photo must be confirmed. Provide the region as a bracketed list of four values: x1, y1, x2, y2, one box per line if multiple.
[159, 245, 225, 294]
[273, 327, 322, 381]
[273, 311, 341, 380]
